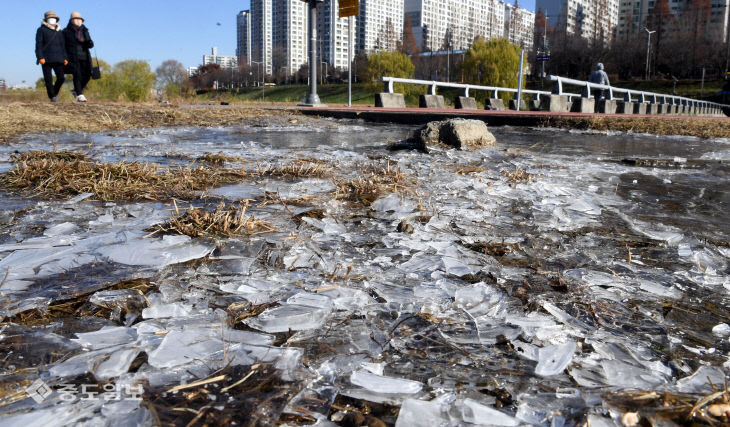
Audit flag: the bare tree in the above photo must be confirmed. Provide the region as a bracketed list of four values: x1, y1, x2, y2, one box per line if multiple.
[155, 59, 187, 89]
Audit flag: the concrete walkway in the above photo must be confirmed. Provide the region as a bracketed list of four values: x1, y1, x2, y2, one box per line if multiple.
[296, 105, 728, 126]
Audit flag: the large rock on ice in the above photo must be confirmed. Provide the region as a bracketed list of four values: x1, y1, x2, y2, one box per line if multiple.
[397, 119, 497, 151]
[439, 119, 497, 149]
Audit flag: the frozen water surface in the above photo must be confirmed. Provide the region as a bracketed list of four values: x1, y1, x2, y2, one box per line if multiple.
[0, 119, 729, 424]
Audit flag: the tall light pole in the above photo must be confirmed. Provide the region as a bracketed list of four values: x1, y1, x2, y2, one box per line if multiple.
[302, 0, 324, 106]
[251, 61, 264, 102]
[645, 27, 656, 80]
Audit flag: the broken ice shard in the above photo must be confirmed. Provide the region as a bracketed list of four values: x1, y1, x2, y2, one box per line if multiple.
[535, 341, 577, 376]
[350, 369, 423, 394]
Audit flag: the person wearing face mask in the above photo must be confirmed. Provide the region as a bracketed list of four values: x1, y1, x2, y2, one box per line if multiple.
[35, 11, 68, 102]
[63, 11, 94, 102]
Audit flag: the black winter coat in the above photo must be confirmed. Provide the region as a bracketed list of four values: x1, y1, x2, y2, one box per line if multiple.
[35, 22, 67, 64]
[63, 24, 94, 68]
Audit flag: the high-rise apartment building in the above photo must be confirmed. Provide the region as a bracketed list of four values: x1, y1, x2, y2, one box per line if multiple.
[504, 2, 536, 49]
[357, 0, 404, 52]
[273, 0, 309, 75]
[251, 0, 273, 75]
[237, 11, 252, 65]
[319, 0, 358, 70]
[536, 0, 619, 43]
[204, 47, 239, 69]
[405, 0, 519, 52]
[616, 0, 729, 42]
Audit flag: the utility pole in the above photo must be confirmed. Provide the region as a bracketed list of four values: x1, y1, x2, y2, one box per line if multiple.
[645, 27, 656, 80]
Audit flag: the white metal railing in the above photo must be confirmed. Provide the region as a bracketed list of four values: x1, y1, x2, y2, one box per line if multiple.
[547, 75, 728, 111]
[381, 77, 582, 102]
[380, 75, 728, 113]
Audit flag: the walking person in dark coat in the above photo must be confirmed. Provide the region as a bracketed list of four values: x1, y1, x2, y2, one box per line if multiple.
[35, 11, 68, 102]
[63, 11, 94, 102]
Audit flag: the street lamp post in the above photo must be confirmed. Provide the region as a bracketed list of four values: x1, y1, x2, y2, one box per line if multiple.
[251, 61, 264, 102]
[645, 27, 656, 80]
[301, 0, 324, 106]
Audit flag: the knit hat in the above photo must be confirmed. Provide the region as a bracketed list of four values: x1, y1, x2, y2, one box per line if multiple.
[70, 11, 85, 22]
[44, 11, 59, 21]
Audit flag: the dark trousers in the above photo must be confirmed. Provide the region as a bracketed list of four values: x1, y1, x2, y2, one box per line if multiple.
[41, 62, 65, 99]
[72, 60, 91, 95]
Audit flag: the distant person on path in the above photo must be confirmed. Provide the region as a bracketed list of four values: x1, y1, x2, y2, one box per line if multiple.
[35, 11, 68, 102]
[589, 63, 610, 100]
[64, 11, 94, 102]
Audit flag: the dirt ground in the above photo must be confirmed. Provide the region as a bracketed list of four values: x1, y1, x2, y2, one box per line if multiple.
[2, 102, 729, 145]
[0, 102, 294, 144]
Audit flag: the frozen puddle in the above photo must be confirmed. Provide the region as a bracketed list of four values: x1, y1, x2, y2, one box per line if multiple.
[0, 123, 729, 425]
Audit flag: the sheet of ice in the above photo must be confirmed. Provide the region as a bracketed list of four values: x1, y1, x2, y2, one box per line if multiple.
[395, 399, 451, 427]
[676, 366, 727, 393]
[273, 179, 336, 198]
[0, 400, 104, 427]
[147, 326, 275, 369]
[535, 341, 577, 376]
[370, 194, 416, 219]
[99, 233, 214, 267]
[601, 359, 667, 389]
[95, 347, 141, 380]
[65, 192, 95, 204]
[350, 369, 423, 394]
[209, 182, 266, 200]
[301, 217, 347, 235]
[287, 292, 334, 310]
[462, 398, 520, 426]
[142, 302, 194, 319]
[72, 326, 138, 350]
[245, 304, 330, 333]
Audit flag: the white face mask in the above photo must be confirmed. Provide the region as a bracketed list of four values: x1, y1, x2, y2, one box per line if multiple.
[47, 18, 58, 25]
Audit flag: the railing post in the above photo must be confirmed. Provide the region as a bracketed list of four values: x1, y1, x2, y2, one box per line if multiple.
[608, 87, 613, 100]
[429, 82, 437, 96]
[624, 91, 631, 102]
[552, 77, 563, 95]
[463, 86, 470, 97]
[383, 78, 394, 94]
[492, 89, 498, 99]
[582, 84, 591, 98]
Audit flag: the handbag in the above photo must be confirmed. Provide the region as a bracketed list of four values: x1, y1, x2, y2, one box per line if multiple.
[91, 49, 101, 80]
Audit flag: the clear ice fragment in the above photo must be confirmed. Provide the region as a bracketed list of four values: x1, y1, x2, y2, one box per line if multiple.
[350, 369, 423, 394]
[462, 398, 519, 426]
[535, 341, 577, 376]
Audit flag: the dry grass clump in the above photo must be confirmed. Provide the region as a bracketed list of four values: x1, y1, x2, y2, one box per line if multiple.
[501, 168, 532, 184]
[605, 382, 730, 425]
[333, 160, 414, 205]
[196, 152, 245, 165]
[0, 150, 246, 201]
[2, 278, 153, 326]
[0, 102, 293, 144]
[541, 116, 730, 139]
[252, 158, 333, 180]
[465, 241, 521, 257]
[146, 201, 276, 237]
[452, 163, 488, 175]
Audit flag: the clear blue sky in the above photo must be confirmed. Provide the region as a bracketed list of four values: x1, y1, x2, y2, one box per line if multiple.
[1, 0, 536, 86]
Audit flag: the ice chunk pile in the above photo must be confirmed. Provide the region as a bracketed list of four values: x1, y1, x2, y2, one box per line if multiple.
[2, 123, 730, 425]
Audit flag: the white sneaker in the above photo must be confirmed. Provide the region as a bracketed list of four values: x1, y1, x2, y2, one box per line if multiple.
[76, 94, 87, 102]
